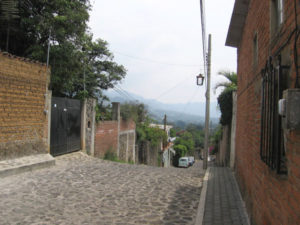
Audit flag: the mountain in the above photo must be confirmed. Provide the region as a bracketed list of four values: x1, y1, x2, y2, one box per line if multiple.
[104, 90, 220, 125]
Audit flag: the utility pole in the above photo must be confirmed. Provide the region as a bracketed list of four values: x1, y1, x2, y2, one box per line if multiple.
[203, 34, 211, 170]
[163, 114, 167, 132]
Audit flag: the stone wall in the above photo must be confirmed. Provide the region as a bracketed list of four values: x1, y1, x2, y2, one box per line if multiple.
[231, 0, 300, 224]
[216, 125, 230, 167]
[81, 98, 96, 155]
[0, 52, 50, 160]
[138, 141, 161, 167]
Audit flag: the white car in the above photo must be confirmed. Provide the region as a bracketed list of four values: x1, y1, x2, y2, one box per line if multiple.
[178, 157, 189, 168]
[188, 156, 195, 166]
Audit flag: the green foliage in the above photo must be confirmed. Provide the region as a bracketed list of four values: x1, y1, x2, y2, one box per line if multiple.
[173, 144, 187, 157]
[104, 148, 118, 161]
[170, 127, 180, 137]
[95, 103, 112, 122]
[174, 131, 195, 155]
[0, 0, 20, 51]
[214, 70, 237, 93]
[218, 89, 234, 125]
[104, 148, 133, 164]
[0, 0, 126, 100]
[209, 125, 222, 154]
[146, 126, 168, 147]
[120, 102, 148, 123]
[215, 70, 237, 126]
[185, 124, 204, 148]
[120, 102, 168, 148]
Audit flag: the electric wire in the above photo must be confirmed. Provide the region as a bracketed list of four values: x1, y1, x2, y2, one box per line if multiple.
[154, 72, 202, 101]
[112, 87, 130, 101]
[115, 85, 138, 102]
[177, 87, 201, 119]
[199, 0, 207, 84]
[113, 50, 203, 68]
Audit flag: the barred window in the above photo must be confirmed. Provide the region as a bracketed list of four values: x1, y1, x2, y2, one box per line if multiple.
[260, 56, 287, 174]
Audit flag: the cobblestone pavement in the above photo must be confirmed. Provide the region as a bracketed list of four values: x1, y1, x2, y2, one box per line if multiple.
[0, 152, 204, 225]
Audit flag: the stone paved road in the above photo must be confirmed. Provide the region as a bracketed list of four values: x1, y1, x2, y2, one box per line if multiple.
[0, 153, 204, 225]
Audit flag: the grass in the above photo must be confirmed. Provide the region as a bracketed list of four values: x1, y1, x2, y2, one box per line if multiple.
[104, 149, 134, 164]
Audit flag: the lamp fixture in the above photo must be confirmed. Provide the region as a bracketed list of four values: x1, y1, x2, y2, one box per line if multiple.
[196, 73, 205, 86]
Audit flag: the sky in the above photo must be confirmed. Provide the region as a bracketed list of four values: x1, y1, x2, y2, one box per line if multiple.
[89, 0, 237, 104]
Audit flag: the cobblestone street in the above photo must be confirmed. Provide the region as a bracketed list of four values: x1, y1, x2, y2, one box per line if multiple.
[0, 153, 204, 225]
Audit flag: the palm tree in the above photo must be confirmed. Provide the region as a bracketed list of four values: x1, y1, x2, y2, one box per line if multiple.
[214, 70, 237, 93]
[214, 70, 237, 126]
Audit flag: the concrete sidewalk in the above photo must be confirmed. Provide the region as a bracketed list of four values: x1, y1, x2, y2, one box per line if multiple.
[196, 166, 250, 225]
[0, 154, 55, 178]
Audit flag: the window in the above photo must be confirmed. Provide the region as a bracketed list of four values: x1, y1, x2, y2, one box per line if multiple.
[253, 33, 258, 68]
[271, 0, 284, 35]
[260, 56, 288, 174]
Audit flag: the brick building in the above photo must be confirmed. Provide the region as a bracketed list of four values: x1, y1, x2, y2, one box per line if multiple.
[226, 0, 300, 224]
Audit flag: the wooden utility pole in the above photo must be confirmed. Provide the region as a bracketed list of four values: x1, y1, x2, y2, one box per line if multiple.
[203, 34, 211, 170]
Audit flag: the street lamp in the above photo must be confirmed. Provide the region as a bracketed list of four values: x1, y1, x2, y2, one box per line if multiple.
[196, 73, 205, 86]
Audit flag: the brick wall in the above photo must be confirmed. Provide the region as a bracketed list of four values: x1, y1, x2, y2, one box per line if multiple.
[0, 52, 50, 160]
[94, 119, 136, 161]
[234, 1, 300, 224]
[94, 121, 118, 158]
[120, 119, 135, 131]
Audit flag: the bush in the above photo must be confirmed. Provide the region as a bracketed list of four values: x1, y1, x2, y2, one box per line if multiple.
[104, 149, 118, 161]
[218, 89, 233, 125]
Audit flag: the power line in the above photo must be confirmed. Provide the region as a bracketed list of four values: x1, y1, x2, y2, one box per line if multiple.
[112, 50, 203, 68]
[199, 0, 207, 87]
[154, 72, 202, 101]
[115, 85, 138, 102]
[177, 87, 201, 118]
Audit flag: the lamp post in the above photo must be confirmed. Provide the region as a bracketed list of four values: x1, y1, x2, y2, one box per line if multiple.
[196, 34, 211, 170]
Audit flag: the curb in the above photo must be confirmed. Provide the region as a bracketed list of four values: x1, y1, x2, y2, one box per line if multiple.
[231, 170, 251, 225]
[195, 167, 210, 225]
[0, 154, 55, 178]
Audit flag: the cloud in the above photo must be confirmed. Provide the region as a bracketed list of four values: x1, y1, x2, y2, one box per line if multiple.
[89, 0, 236, 104]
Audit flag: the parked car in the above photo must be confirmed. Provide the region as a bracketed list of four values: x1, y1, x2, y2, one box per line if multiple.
[188, 156, 195, 166]
[178, 157, 189, 168]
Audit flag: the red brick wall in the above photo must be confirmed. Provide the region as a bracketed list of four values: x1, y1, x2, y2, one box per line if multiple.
[235, 1, 300, 225]
[0, 52, 49, 159]
[94, 119, 136, 159]
[120, 118, 135, 132]
[94, 121, 118, 158]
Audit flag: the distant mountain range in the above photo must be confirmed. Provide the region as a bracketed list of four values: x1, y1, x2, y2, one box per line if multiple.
[104, 90, 220, 126]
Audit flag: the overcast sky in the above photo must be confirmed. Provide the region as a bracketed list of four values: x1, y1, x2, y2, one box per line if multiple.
[89, 0, 236, 104]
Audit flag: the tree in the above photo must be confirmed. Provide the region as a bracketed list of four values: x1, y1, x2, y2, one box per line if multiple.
[0, 0, 19, 51]
[214, 70, 237, 93]
[174, 131, 195, 155]
[215, 70, 237, 125]
[0, 0, 126, 100]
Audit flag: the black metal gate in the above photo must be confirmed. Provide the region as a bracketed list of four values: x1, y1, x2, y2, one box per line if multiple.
[260, 56, 288, 174]
[50, 97, 82, 156]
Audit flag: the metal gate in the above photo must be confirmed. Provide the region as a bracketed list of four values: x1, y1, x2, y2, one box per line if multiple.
[260, 56, 288, 174]
[50, 97, 82, 156]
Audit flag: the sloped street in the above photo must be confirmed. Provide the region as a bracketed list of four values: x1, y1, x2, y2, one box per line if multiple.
[0, 153, 204, 225]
